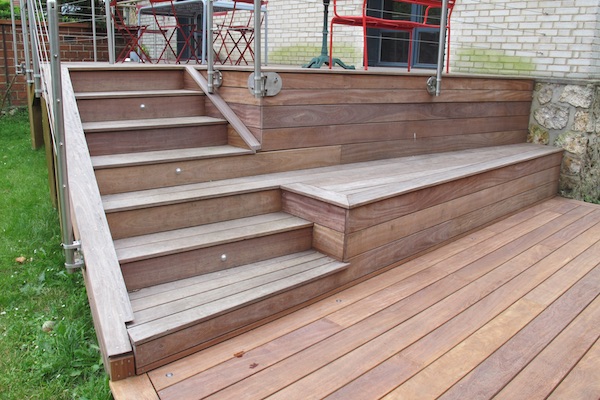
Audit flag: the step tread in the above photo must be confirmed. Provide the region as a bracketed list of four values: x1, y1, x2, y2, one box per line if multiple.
[83, 116, 226, 133]
[127, 250, 349, 344]
[92, 145, 254, 169]
[102, 144, 563, 212]
[114, 212, 313, 263]
[75, 89, 203, 100]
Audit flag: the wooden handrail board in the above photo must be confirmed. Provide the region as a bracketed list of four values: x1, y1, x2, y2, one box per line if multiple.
[75, 89, 203, 100]
[91, 145, 253, 169]
[82, 116, 226, 133]
[115, 212, 312, 263]
[185, 66, 261, 151]
[61, 66, 134, 374]
[127, 255, 349, 344]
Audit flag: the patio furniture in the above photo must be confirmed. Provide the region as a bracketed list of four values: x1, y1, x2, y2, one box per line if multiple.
[213, 0, 267, 65]
[148, 0, 200, 63]
[329, 0, 455, 71]
[111, 0, 151, 62]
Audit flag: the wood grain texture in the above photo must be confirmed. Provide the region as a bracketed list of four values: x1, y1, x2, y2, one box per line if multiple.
[110, 374, 159, 400]
[69, 67, 185, 92]
[62, 66, 134, 378]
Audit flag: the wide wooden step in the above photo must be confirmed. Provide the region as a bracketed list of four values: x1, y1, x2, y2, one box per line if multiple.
[127, 250, 349, 373]
[75, 89, 202, 100]
[115, 212, 315, 290]
[91, 145, 253, 169]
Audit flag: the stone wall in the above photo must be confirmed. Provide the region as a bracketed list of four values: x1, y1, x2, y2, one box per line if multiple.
[529, 80, 600, 203]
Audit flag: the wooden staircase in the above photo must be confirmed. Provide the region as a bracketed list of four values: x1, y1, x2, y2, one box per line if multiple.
[69, 66, 349, 374]
[63, 66, 564, 381]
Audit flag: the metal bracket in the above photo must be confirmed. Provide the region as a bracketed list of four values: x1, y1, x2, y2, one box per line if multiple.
[426, 76, 437, 96]
[247, 72, 282, 97]
[212, 69, 223, 89]
[63, 240, 85, 272]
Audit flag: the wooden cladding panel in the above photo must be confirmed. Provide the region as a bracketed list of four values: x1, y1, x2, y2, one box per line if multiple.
[261, 102, 531, 130]
[340, 131, 528, 164]
[260, 115, 530, 151]
[346, 152, 563, 232]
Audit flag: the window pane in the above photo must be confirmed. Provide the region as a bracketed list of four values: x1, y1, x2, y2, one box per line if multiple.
[416, 30, 439, 65]
[380, 31, 410, 63]
[383, 0, 412, 20]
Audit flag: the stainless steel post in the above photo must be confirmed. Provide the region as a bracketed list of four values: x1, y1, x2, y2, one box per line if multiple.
[48, 0, 77, 271]
[106, 0, 115, 63]
[27, 0, 42, 96]
[19, 0, 32, 83]
[434, 0, 449, 96]
[10, 0, 21, 74]
[207, 0, 214, 92]
[253, 0, 262, 98]
[91, 0, 98, 61]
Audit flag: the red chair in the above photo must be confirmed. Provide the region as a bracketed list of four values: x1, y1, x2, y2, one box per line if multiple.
[111, 0, 151, 62]
[148, 0, 199, 63]
[213, 0, 267, 65]
[330, 0, 454, 71]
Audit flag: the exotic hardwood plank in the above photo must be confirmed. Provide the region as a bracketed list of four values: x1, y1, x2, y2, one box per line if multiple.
[496, 296, 600, 399]
[109, 374, 159, 400]
[260, 115, 529, 151]
[69, 68, 185, 92]
[547, 339, 600, 400]
[281, 191, 347, 232]
[439, 251, 600, 399]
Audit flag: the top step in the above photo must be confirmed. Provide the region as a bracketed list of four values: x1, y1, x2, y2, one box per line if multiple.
[69, 68, 191, 93]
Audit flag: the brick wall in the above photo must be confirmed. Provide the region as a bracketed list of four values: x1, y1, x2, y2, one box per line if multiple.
[0, 19, 110, 108]
[266, 0, 600, 78]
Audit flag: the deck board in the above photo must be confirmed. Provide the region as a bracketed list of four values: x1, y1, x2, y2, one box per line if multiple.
[111, 197, 600, 400]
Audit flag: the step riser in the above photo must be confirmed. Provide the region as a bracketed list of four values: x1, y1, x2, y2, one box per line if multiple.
[95, 147, 341, 195]
[70, 69, 186, 92]
[132, 268, 347, 373]
[77, 95, 206, 123]
[86, 124, 228, 156]
[108, 190, 282, 239]
[121, 228, 314, 290]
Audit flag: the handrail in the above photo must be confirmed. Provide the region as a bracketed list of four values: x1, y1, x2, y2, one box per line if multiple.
[186, 65, 261, 151]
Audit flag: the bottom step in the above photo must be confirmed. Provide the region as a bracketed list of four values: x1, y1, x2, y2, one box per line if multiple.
[127, 250, 349, 373]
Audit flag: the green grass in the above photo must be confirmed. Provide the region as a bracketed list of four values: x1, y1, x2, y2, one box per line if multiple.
[0, 109, 111, 400]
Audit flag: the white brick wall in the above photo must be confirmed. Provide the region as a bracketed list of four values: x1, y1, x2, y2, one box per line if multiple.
[264, 0, 600, 78]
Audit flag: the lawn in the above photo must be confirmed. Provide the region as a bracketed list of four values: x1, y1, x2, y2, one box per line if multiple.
[0, 109, 111, 399]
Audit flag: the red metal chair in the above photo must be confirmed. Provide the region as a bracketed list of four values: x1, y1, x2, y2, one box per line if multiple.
[330, 0, 455, 71]
[111, 0, 151, 62]
[148, 0, 199, 63]
[213, 0, 267, 65]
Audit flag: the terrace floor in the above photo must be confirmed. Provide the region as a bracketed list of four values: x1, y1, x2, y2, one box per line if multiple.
[110, 196, 600, 400]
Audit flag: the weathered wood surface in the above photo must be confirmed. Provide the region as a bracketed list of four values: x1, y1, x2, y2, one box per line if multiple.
[110, 197, 600, 400]
[61, 66, 134, 379]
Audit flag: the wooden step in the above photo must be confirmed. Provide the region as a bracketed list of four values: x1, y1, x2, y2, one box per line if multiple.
[115, 212, 315, 290]
[82, 116, 226, 133]
[91, 145, 254, 169]
[69, 68, 188, 93]
[126, 250, 349, 373]
[75, 89, 202, 100]
[83, 116, 229, 156]
[76, 93, 207, 123]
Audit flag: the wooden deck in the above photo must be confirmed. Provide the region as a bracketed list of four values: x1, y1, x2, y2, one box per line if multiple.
[110, 196, 600, 399]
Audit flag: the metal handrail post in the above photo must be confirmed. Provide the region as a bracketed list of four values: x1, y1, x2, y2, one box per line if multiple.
[91, 0, 98, 61]
[27, 0, 42, 96]
[207, 0, 214, 92]
[10, 0, 22, 74]
[434, 0, 448, 96]
[19, 0, 32, 83]
[106, 0, 115, 63]
[48, 0, 78, 271]
[253, 0, 261, 98]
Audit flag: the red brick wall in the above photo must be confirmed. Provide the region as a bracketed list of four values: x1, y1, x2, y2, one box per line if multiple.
[0, 19, 111, 107]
